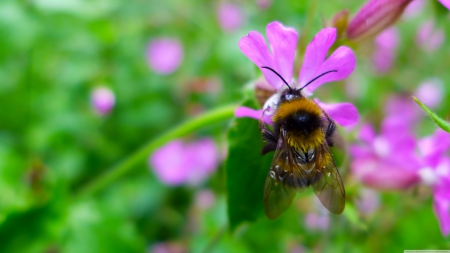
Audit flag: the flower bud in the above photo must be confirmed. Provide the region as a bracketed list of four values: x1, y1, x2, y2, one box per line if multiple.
[330, 9, 350, 40]
[347, 0, 413, 42]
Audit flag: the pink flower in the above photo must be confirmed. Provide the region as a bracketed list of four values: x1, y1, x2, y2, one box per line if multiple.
[417, 129, 450, 236]
[217, 3, 244, 32]
[147, 38, 183, 75]
[304, 198, 330, 231]
[149, 138, 220, 186]
[372, 27, 399, 74]
[416, 20, 445, 52]
[356, 188, 380, 215]
[91, 86, 115, 115]
[384, 95, 422, 125]
[350, 118, 422, 190]
[403, 0, 424, 18]
[235, 21, 358, 127]
[347, 0, 413, 42]
[414, 78, 443, 109]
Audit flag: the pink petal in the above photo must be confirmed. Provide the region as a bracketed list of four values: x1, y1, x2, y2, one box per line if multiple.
[414, 78, 443, 109]
[438, 0, 450, 9]
[91, 86, 115, 115]
[315, 99, 358, 127]
[217, 3, 244, 32]
[351, 158, 421, 190]
[358, 123, 377, 144]
[433, 177, 450, 236]
[299, 28, 337, 89]
[147, 38, 183, 75]
[304, 46, 356, 93]
[266, 21, 298, 86]
[184, 138, 220, 184]
[238, 32, 275, 85]
[372, 27, 399, 73]
[234, 106, 272, 124]
[149, 141, 189, 185]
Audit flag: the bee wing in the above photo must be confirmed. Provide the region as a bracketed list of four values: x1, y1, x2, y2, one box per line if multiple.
[311, 142, 345, 214]
[263, 127, 308, 220]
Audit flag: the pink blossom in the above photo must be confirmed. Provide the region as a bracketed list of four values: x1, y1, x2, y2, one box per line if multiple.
[414, 78, 443, 109]
[304, 198, 330, 231]
[372, 27, 399, 74]
[235, 21, 358, 126]
[416, 20, 445, 52]
[356, 188, 380, 215]
[147, 38, 183, 75]
[384, 95, 422, 124]
[149, 138, 220, 186]
[403, 0, 424, 18]
[350, 118, 422, 190]
[91, 86, 115, 115]
[217, 3, 244, 32]
[417, 129, 450, 236]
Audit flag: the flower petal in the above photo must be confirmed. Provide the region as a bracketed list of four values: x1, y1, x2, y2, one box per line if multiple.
[304, 46, 356, 93]
[234, 106, 272, 124]
[433, 177, 450, 236]
[149, 141, 189, 185]
[239, 31, 278, 88]
[351, 158, 421, 190]
[315, 99, 358, 127]
[359, 123, 377, 144]
[299, 28, 336, 89]
[266, 21, 298, 86]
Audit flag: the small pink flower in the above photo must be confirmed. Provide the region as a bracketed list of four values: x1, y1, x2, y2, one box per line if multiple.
[91, 86, 115, 115]
[356, 188, 380, 215]
[403, 0, 424, 18]
[217, 3, 244, 32]
[235, 21, 358, 126]
[149, 138, 220, 186]
[414, 78, 443, 109]
[417, 129, 450, 236]
[304, 199, 330, 231]
[350, 118, 422, 190]
[194, 190, 216, 210]
[147, 38, 183, 75]
[416, 20, 444, 52]
[372, 27, 399, 74]
[384, 95, 422, 124]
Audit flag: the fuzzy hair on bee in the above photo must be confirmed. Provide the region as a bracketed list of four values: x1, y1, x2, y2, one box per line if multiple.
[258, 66, 345, 220]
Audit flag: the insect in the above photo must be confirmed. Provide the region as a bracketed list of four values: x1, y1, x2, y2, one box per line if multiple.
[259, 66, 345, 219]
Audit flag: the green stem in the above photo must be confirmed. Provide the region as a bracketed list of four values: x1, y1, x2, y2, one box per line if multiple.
[76, 104, 237, 198]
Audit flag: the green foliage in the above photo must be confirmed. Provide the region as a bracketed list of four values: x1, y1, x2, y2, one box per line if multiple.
[413, 96, 450, 133]
[225, 98, 272, 231]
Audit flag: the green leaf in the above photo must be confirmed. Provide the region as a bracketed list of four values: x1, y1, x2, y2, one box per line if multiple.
[225, 98, 273, 232]
[413, 96, 450, 132]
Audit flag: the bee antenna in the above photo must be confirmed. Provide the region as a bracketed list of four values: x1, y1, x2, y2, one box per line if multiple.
[261, 66, 292, 92]
[299, 70, 338, 91]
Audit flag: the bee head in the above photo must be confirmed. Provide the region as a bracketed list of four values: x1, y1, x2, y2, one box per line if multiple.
[260, 66, 338, 103]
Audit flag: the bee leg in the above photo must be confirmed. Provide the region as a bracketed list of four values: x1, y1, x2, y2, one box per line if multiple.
[259, 119, 277, 155]
[324, 113, 336, 147]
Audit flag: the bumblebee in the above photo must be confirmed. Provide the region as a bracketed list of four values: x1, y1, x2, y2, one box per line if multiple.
[259, 66, 345, 219]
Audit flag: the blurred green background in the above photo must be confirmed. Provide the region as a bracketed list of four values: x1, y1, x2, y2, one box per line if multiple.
[1, 0, 450, 252]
